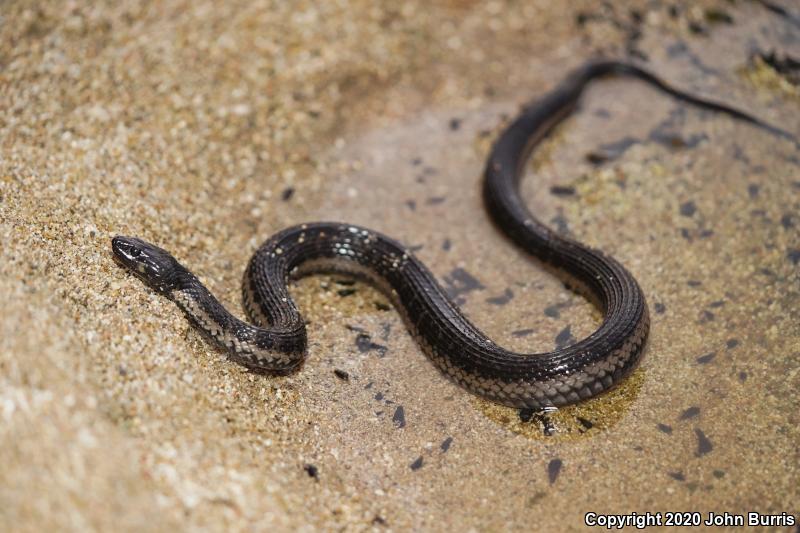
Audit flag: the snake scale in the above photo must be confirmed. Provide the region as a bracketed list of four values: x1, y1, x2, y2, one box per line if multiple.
[113, 61, 791, 409]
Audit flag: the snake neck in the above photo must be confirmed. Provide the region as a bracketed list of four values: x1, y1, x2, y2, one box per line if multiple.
[169, 269, 306, 372]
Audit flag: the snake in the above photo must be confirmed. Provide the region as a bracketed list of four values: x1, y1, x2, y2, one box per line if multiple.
[112, 60, 793, 409]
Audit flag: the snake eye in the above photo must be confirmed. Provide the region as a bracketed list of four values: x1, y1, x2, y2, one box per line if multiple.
[130, 247, 141, 257]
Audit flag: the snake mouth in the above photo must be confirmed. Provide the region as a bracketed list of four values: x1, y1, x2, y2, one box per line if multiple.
[111, 239, 128, 267]
[111, 249, 142, 281]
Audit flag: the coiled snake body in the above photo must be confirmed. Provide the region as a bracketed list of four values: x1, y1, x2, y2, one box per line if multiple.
[113, 61, 789, 409]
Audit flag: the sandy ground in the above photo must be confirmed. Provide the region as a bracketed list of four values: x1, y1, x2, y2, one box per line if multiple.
[2, 0, 799, 531]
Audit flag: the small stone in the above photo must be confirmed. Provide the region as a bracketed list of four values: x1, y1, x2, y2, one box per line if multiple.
[696, 352, 716, 364]
[550, 185, 576, 196]
[680, 406, 700, 420]
[555, 325, 576, 349]
[547, 458, 563, 484]
[303, 464, 319, 480]
[440, 437, 453, 452]
[695, 428, 713, 456]
[392, 406, 406, 428]
[680, 201, 697, 217]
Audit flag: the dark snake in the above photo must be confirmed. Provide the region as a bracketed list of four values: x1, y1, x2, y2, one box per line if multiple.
[112, 61, 794, 409]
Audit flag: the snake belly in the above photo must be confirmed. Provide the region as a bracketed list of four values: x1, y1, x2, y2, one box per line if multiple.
[114, 60, 791, 409]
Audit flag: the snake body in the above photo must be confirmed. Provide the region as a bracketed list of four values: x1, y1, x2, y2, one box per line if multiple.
[113, 61, 789, 409]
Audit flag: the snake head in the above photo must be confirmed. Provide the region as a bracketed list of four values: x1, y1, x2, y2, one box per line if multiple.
[112, 236, 180, 294]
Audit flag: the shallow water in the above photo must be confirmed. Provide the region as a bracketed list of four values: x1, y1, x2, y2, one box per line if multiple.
[1, 1, 798, 530]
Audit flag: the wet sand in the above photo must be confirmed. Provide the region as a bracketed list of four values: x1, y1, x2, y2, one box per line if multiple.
[2, 1, 799, 531]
